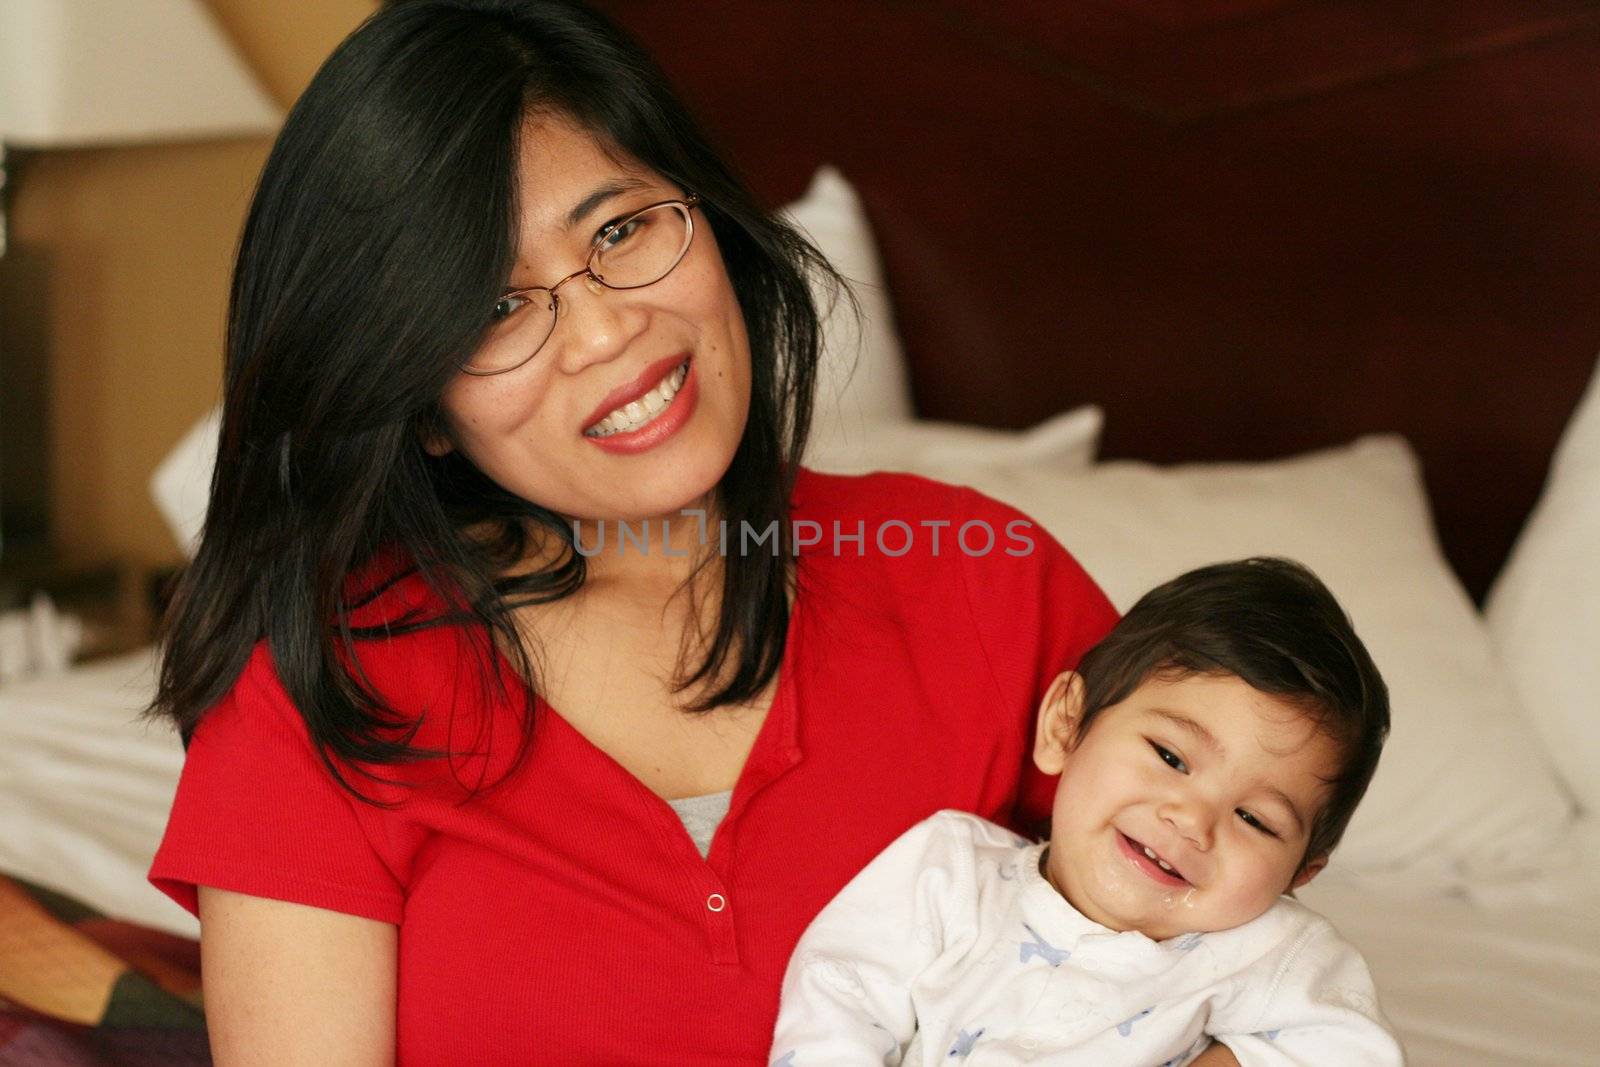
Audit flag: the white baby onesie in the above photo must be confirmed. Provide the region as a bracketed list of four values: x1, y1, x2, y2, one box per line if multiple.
[771, 810, 1402, 1066]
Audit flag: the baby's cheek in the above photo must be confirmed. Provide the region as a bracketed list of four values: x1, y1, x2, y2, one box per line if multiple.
[1226, 857, 1293, 918]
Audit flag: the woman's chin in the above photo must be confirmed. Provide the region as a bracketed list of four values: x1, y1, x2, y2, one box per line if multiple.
[581, 462, 729, 530]
[636, 439, 740, 519]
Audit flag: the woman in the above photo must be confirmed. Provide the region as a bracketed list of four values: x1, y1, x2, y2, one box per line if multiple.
[148, 2, 1241, 1063]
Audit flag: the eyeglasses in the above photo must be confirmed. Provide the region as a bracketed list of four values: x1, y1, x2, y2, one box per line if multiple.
[461, 194, 701, 376]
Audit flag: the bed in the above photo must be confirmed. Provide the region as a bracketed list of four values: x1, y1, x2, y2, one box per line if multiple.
[4, 1, 1600, 1063]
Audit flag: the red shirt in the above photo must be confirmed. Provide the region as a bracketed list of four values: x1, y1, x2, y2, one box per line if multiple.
[150, 469, 1116, 1065]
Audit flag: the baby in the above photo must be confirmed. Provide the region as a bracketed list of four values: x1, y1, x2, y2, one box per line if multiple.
[771, 558, 1402, 1065]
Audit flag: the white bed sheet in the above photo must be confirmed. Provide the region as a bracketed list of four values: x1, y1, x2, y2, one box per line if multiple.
[3, 650, 1597, 1064]
[0, 646, 196, 937]
[1301, 864, 1600, 1066]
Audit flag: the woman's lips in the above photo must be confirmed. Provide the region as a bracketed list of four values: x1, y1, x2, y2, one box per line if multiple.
[1118, 832, 1190, 887]
[582, 358, 698, 455]
[581, 352, 691, 432]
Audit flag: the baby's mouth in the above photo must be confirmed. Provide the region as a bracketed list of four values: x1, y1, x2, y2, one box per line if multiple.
[1120, 832, 1191, 886]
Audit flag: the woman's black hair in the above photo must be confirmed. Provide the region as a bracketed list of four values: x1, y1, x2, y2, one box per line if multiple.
[1069, 558, 1390, 872]
[148, 0, 840, 797]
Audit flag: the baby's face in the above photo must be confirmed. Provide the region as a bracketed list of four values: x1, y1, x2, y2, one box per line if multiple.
[1033, 671, 1338, 941]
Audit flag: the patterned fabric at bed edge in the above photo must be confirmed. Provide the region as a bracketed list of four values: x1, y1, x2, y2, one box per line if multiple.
[0, 873, 210, 1066]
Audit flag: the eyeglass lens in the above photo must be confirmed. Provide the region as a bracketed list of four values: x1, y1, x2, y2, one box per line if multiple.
[464, 200, 694, 375]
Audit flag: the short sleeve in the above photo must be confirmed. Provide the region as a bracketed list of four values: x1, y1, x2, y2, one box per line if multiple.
[148, 645, 405, 925]
[954, 487, 1119, 834]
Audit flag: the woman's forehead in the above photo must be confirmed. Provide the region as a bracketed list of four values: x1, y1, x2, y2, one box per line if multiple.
[513, 113, 669, 231]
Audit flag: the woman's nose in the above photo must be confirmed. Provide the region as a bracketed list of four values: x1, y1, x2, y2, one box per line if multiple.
[550, 277, 647, 375]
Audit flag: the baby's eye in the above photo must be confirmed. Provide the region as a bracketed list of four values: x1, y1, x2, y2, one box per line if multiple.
[1149, 741, 1187, 773]
[1236, 809, 1279, 838]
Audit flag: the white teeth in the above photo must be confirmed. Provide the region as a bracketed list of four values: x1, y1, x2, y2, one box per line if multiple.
[585, 361, 689, 438]
[1141, 845, 1175, 873]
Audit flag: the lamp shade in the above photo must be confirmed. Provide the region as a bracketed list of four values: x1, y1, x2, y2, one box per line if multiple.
[0, 0, 281, 148]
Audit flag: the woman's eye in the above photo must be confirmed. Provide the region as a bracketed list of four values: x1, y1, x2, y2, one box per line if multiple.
[1237, 809, 1279, 838]
[598, 217, 641, 251]
[491, 294, 526, 322]
[1149, 742, 1186, 773]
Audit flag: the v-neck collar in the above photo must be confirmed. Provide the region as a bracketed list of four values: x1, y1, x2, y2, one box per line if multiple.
[520, 585, 805, 873]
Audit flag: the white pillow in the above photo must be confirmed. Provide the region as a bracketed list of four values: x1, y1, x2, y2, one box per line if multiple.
[1486, 355, 1600, 816]
[806, 405, 1101, 478]
[150, 405, 220, 558]
[783, 166, 918, 461]
[152, 166, 918, 557]
[918, 436, 1575, 887]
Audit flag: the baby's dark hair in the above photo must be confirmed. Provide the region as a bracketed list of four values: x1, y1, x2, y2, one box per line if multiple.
[1073, 558, 1388, 871]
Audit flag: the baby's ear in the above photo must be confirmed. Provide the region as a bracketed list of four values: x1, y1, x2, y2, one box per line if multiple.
[1032, 671, 1086, 775]
[1289, 854, 1328, 892]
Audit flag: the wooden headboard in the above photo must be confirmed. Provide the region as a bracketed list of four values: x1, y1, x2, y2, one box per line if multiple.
[596, 0, 1600, 598]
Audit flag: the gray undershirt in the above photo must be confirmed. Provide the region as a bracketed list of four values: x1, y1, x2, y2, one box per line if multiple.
[666, 789, 733, 858]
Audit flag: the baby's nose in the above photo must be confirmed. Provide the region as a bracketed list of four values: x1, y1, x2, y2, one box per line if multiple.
[1160, 798, 1216, 850]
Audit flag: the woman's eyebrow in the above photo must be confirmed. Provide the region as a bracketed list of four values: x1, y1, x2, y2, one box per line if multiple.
[565, 177, 652, 229]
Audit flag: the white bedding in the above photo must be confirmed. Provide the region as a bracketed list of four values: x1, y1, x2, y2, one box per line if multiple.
[0, 647, 195, 937]
[2, 647, 1597, 1064]
[1301, 868, 1600, 1066]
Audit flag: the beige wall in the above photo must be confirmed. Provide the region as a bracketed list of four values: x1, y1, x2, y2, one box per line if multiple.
[9, 0, 375, 568]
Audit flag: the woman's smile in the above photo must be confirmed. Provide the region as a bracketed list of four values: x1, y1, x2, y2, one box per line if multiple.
[581, 356, 697, 453]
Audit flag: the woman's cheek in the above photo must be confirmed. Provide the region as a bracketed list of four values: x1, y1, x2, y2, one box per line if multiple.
[445, 373, 553, 438]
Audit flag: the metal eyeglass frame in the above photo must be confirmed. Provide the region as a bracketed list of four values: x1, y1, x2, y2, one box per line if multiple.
[461, 193, 701, 376]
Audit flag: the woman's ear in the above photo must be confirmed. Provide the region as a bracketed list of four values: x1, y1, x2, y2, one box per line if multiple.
[418, 414, 454, 458]
[1032, 671, 1086, 775]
